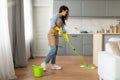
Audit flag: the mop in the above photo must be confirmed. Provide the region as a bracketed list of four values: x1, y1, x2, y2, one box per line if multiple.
[55, 26, 96, 70]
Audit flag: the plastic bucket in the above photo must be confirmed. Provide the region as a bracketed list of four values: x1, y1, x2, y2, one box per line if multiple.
[32, 65, 44, 77]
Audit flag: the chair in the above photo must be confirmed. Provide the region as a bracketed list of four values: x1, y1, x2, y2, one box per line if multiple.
[98, 38, 120, 80]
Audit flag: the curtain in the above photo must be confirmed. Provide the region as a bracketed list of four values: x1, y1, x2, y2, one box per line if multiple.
[0, 0, 16, 79]
[12, 0, 33, 67]
[23, 0, 34, 59]
[13, 0, 27, 67]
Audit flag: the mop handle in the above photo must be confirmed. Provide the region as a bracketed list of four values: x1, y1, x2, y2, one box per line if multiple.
[55, 26, 87, 65]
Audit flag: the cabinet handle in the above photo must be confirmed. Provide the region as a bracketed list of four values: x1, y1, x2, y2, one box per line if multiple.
[58, 46, 63, 48]
[72, 35, 77, 37]
[59, 36, 62, 37]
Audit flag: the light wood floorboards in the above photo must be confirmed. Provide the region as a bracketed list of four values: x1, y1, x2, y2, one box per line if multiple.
[15, 56, 99, 80]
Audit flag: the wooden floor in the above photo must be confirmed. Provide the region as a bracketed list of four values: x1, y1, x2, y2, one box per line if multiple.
[15, 56, 99, 80]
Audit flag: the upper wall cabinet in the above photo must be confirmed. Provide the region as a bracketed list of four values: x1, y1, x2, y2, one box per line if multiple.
[82, 0, 106, 16]
[66, 0, 82, 16]
[53, 0, 82, 16]
[106, 0, 120, 16]
[53, 0, 120, 17]
[53, 0, 66, 14]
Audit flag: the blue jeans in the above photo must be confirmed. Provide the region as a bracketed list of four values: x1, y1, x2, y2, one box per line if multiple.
[45, 46, 58, 64]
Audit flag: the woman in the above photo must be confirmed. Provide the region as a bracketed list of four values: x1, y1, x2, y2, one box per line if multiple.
[41, 5, 69, 71]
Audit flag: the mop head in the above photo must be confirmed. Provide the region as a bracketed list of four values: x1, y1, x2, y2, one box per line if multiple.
[80, 65, 96, 70]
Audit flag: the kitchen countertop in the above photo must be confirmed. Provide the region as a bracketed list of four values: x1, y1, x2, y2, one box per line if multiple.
[66, 33, 120, 35]
[94, 33, 120, 35]
[67, 33, 93, 34]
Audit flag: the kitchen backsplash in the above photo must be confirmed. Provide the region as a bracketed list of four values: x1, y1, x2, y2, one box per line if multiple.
[65, 17, 119, 34]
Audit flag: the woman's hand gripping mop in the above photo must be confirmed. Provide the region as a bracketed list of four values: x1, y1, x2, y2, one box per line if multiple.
[55, 26, 96, 70]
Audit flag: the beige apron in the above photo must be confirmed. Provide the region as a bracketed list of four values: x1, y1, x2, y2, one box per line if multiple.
[48, 28, 59, 46]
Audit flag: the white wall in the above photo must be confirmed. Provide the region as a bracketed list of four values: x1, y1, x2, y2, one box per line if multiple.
[65, 17, 120, 34]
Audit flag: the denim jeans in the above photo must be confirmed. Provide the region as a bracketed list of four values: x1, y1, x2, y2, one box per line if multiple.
[45, 46, 58, 64]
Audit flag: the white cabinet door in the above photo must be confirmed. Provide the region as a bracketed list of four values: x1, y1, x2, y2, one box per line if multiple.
[82, 0, 106, 16]
[106, 0, 120, 16]
[33, 5, 51, 56]
[53, 0, 66, 15]
[66, 0, 82, 16]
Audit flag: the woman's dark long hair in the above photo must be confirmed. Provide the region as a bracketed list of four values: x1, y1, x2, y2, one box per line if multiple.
[59, 5, 69, 25]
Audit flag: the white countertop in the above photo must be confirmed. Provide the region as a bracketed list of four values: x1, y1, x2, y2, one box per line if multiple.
[67, 33, 93, 34]
[94, 33, 120, 35]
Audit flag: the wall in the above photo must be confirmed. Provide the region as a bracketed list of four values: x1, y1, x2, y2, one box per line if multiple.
[65, 17, 119, 34]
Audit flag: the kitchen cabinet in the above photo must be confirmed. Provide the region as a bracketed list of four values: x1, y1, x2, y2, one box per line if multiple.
[53, 0, 82, 16]
[83, 34, 93, 56]
[66, 0, 82, 16]
[82, 0, 106, 16]
[57, 34, 93, 56]
[106, 0, 120, 16]
[57, 35, 66, 56]
[53, 0, 120, 17]
[66, 34, 83, 56]
[53, 0, 66, 15]
[53, 0, 106, 17]
[93, 33, 120, 66]
[83, 44, 93, 56]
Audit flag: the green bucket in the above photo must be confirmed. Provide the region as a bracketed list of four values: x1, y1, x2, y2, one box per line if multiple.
[32, 65, 44, 77]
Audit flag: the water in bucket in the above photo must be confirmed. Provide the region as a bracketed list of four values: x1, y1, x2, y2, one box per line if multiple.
[32, 65, 44, 77]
